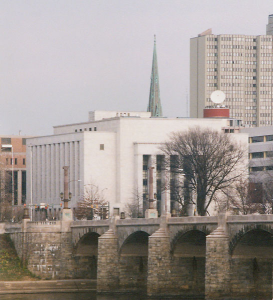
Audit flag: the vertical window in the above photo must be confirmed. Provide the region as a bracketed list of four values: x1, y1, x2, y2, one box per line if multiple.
[6, 158, 8, 165]
[94, 127, 97, 131]
[23, 158, 26, 165]
[22, 138, 26, 145]
[100, 144, 104, 150]
[15, 158, 17, 165]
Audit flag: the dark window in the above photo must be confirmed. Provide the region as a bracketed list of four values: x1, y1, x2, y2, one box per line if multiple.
[6, 158, 8, 165]
[94, 127, 97, 131]
[80, 129, 82, 132]
[251, 167, 264, 172]
[75, 129, 77, 132]
[14, 171, 18, 205]
[230, 129, 234, 133]
[22, 138, 26, 145]
[10, 158, 13, 165]
[22, 170, 26, 205]
[143, 179, 148, 186]
[266, 151, 273, 157]
[15, 158, 17, 165]
[23, 158, 26, 165]
[100, 144, 104, 150]
[266, 166, 273, 170]
[89, 128, 92, 131]
[251, 152, 264, 159]
[266, 135, 273, 141]
[252, 136, 264, 143]
[1, 138, 11, 144]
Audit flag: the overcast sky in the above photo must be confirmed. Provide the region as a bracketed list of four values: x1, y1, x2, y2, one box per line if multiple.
[1, 0, 272, 136]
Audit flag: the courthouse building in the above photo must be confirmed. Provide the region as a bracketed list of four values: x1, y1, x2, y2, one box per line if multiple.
[26, 111, 247, 217]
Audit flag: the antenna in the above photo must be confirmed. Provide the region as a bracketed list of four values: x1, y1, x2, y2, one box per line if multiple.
[210, 90, 226, 104]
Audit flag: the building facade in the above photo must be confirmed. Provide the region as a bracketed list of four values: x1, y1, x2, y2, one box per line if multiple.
[26, 110, 248, 217]
[241, 126, 273, 179]
[0, 135, 31, 206]
[190, 21, 273, 127]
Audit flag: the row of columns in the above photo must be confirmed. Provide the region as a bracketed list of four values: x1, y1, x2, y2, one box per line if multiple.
[29, 141, 81, 205]
[97, 218, 230, 299]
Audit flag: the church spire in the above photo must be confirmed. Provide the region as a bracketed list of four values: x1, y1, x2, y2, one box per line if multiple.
[147, 35, 163, 117]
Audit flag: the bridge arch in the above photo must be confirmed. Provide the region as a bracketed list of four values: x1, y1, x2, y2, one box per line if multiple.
[117, 226, 159, 250]
[72, 226, 109, 246]
[230, 227, 273, 299]
[74, 231, 100, 279]
[229, 224, 273, 254]
[118, 230, 150, 291]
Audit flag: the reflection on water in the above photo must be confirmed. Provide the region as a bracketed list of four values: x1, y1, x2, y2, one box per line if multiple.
[0, 292, 203, 300]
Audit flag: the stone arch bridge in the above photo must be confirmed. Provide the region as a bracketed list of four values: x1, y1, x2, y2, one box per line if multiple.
[5, 214, 273, 299]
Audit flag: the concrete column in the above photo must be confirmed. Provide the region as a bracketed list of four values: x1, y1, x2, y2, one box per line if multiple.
[55, 143, 60, 200]
[97, 229, 119, 292]
[46, 144, 51, 202]
[147, 227, 171, 296]
[41, 145, 46, 202]
[205, 226, 230, 300]
[161, 156, 170, 215]
[50, 144, 55, 202]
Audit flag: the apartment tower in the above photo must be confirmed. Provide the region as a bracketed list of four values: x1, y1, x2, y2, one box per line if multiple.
[190, 16, 273, 127]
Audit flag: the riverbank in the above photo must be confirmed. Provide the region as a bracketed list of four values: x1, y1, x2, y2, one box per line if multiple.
[0, 279, 96, 294]
[0, 234, 36, 281]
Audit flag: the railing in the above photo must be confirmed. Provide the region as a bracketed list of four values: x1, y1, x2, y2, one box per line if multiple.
[71, 219, 110, 227]
[227, 214, 273, 223]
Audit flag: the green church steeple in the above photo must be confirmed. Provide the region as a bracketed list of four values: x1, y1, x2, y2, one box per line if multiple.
[147, 35, 163, 117]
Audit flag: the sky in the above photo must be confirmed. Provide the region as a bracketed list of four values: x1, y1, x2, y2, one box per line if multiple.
[1, 0, 273, 136]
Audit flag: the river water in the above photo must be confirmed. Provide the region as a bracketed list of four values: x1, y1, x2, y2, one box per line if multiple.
[0, 292, 202, 300]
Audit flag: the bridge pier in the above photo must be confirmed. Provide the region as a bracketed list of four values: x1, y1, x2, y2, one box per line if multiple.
[147, 227, 171, 296]
[205, 226, 230, 300]
[97, 229, 119, 292]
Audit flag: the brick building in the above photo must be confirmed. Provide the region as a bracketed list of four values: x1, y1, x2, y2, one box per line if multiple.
[0, 135, 32, 206]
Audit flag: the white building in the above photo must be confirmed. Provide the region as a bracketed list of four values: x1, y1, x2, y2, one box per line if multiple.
[26, 110, 248, 217]
[190, 16, 273, 127]
[241, 126, 273, 179]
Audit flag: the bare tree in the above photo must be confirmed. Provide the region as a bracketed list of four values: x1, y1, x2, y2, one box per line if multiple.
[221, 179, 264, 215]
[0, 169, 13, 221]
[125, 189, 144, 218]
[75, 184, 108, 220]
[161, 126, 247, 216]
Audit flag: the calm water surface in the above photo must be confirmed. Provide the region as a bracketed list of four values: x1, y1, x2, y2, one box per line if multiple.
[0, 292, 203, 300]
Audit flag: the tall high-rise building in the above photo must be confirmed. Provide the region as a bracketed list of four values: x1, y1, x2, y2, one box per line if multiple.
[147, 35, 163, 117]
[190, 21, 273, 127]
[266, 14, 273, 35]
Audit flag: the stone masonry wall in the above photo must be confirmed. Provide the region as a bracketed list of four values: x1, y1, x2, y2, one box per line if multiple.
[205, 227, 230, 300]
[147, 228, 171, 296]
[230, 258, 272, 299]
[169, 257, 205, 297]
[97, 229, 119, 292]
[9, 221, 76, 279]
[73, 255, 97, 279]
[119, 256, 147, 291]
